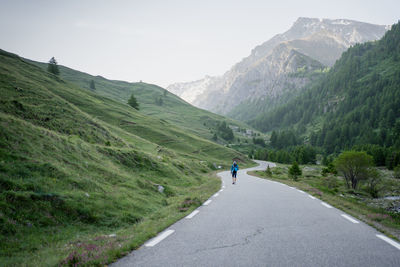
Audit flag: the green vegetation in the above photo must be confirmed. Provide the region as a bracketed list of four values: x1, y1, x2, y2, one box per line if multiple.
[288, 161, 302, 180]
[128, 93, 139, 110]
[248, 22, 400, 169]
[89, 79, 96, 90]
[27, 59, 254, 145]
[250, 162, 400, 241]
[334, 151, 374, 190]
[47, 57, 59, 76]
[0, 49, 253, 266]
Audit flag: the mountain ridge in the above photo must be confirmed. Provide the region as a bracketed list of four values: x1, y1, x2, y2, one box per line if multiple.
[167, 17, 389, 118]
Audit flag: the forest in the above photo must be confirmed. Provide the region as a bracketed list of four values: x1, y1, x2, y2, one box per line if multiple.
[250, 22, 400, 169]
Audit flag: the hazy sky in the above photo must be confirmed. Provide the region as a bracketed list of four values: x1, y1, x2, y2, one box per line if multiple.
[0, 0, 399, 87]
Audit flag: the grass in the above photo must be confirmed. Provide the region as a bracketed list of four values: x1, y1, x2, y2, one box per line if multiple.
[0, 49, 254, 266]
[249, 163, 400, 241]
[27, 59, 256, 144]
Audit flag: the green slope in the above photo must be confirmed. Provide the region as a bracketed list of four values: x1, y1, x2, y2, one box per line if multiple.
[0, 49, 251, 266]
[28, 59, 252, 142]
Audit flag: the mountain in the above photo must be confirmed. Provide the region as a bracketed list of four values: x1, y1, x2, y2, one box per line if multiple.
[251, 22, 400, 167]
[167, 18, 389, 119]
[0, 49, 251, 265]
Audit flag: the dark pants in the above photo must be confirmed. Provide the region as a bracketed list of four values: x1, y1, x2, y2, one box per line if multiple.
[232, 171, 237, 178]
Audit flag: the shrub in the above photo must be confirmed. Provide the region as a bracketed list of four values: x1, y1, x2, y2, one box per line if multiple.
[288, 162, 302, 181]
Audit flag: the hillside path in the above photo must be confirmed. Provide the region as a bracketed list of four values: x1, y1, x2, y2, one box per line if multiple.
[112, 160, 400, 266]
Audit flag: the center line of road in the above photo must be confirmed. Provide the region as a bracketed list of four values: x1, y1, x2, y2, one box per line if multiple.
[145, 230, 175, 247]
[203, 199, 212, 206]
[376, 234, 400, 250]
[185, 210, 199, 219]
[321, 202, 333, 208]
[308, 195, 316, 200]
[341, 214, 359, 223]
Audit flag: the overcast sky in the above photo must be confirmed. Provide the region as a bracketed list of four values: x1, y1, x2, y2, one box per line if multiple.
[0, 0, 399, 87]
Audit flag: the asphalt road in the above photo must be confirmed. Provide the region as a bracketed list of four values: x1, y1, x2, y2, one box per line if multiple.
[112, 160, 400, 267]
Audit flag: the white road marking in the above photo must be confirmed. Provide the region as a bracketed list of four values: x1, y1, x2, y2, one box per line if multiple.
[297, 190, 305, 194]
[341, 214, 359, 224]
[203, 199, 212, 206]
[213, 193, 219, 197]
[145, 230, 175, 247]
[222, 186, 225, 189]
[219, 189, 223, 192]
[185, 210, 199, 219]
[321, 202, 333, 208]
[308, 195, 316, 200]
[376, 235, 400, 250]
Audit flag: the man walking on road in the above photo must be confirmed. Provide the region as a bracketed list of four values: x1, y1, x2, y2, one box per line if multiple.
[231, 161, 239, 184]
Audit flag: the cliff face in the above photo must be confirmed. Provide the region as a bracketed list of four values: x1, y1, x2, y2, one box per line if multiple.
[167, 18, 389, 116]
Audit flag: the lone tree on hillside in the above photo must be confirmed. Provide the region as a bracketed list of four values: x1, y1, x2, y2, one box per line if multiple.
[288, 161, 302, 180]
[47, 57, 60, 75]
[128, 93, 139, 110]
[334, 151, 373, 190]
[89, 79, 96, 90]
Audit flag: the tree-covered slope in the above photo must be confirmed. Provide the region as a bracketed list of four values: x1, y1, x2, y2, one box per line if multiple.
[0, 49, 251, 266]
[250, 22, 400, 156]
[28, 60, 251, 142]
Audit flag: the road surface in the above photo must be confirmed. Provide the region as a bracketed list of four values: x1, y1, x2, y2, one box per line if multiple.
[112, 160, 400, 266]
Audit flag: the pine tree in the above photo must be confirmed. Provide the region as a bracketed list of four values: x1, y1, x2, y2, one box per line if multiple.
[47, 57, 60, 75]
[128, 93, 139, 110]
[89, 80, 96, 90]
[288, 161, 302, 181]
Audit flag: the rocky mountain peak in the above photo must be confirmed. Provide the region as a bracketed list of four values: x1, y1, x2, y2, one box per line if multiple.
[167, 18, 389, 116]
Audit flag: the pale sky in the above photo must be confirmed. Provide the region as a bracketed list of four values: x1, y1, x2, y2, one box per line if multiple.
[0, 0, 399, 87]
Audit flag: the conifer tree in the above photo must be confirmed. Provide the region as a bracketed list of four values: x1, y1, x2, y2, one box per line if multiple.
[47, 57, 60, 75]
[128, 93, 139, 110]
[89, 80, 96, 90]
[288, 161, 302, 180]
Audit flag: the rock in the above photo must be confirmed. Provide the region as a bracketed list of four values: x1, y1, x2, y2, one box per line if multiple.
[108, 234, 116, 238]
[158, 185, 165, 193]
[85, 192, 90, 197]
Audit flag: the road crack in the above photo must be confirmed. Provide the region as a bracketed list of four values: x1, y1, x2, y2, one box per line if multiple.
[192, 227, 264, 254]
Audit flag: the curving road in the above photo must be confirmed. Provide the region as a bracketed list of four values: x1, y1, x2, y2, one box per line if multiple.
[112, 160, 400, 266]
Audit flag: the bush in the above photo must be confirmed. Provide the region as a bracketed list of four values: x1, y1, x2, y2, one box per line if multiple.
[365, 169, 383, 198]
[321, 163, 337, 176]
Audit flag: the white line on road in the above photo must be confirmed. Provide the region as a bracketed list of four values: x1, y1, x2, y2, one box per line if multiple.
[341, 214, 359, 224]
[145, 230, 175, 247]
[203, 199, 212, 206]
[213, 193, 219, 197]
[321, 202, 333, 208]
[219, 189, 223, 192]
[222, 186, 225, 189]
[308, 195, 316, 200]
[297, 190, 305, 194]
[185, 210, 199, 219]
[376, 234, 400, 250]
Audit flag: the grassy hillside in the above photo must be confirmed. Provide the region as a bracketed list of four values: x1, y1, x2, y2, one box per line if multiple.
[28, 59, 252, 142]
[0, 49, 252, 266]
